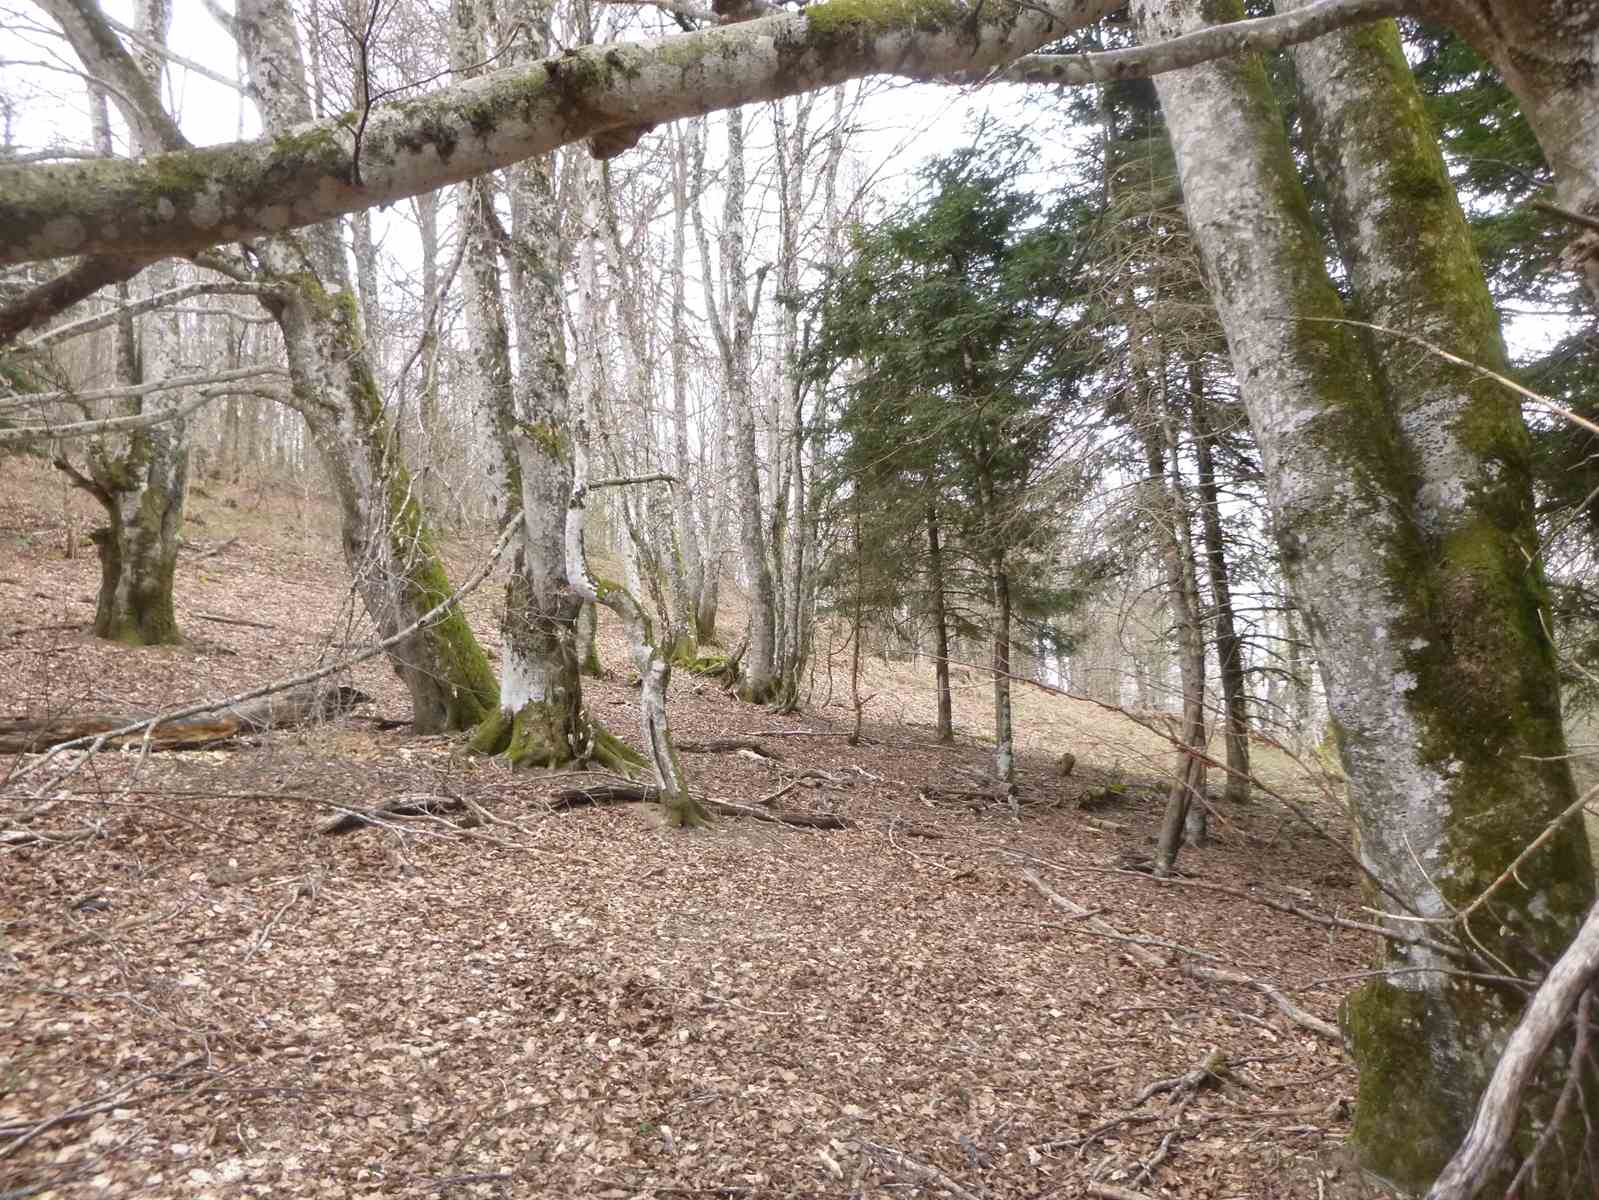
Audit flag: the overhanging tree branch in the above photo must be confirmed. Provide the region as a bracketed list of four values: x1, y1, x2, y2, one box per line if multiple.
[2, 0, 1127, 267]
[1001, 0, 1402, 84]
[17, 280, 282, 349]
[0, 254, 155, 345]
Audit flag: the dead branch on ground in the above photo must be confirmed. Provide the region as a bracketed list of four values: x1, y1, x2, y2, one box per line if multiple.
[1180, 962, 1340, 1041]
[1020, 869, 1166, 969]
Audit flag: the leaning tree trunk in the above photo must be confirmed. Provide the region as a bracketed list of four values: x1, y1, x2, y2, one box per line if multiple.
[1138, 0, 1596, 1190]
[238, 0, 496, 733]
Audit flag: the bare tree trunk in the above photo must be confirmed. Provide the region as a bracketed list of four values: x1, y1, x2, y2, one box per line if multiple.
[1140, 1, 1595, 1188]
[723, 109, 778, 703]
[454, 0, 635, 769]
[239, 0, 496, 733]
[51, 0, 189, 647]
[1143, 403, 1208, 873]
[926, 502, 954, 743]
[1191, 381, 1249, 803]
[667, 123, 707, 656]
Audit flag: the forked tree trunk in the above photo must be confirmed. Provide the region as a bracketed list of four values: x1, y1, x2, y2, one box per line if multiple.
[56, 2, 188, 648]
[1139, 0, 1595, 1189]
[455, 0, 636, 770]
[559, 425, 704, 828]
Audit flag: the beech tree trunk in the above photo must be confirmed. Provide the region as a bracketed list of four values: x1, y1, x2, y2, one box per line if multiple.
[1139, 0, 1595, 1189]
[52, 0, 188, 647]
[455, 0, 636, 770]
[238, 0, 496, 733]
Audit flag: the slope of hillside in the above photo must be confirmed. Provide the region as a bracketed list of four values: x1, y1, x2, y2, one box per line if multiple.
[2, 457, 1371, 1199]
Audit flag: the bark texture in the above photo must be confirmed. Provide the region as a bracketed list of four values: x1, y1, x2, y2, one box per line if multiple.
[1137, 0, 1595, 1189]
[239, 0, 497, 733]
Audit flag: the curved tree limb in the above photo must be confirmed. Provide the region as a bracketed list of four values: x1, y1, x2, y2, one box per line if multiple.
[17, 280, 281, 350]
[1002, 0, 1401, 85]
[0, 254, 154, 345]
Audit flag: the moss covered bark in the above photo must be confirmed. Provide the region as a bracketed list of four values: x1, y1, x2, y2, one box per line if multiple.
[1290, 10, 1597, 1190]
[1140, 0, 1596, 1191]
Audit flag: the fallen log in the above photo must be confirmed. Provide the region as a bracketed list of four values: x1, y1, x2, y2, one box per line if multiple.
[550, 783, 852, 830]
[0, 685, 372, 754]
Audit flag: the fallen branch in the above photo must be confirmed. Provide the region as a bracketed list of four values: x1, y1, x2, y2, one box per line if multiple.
[676, 738, 784, 760]
[550, 783, 852, 829]
[1020, 869, 1166, 969]
[1131, 1048, 1229, 1106]
[1086, 1185, 1156, 1200]
[859, 1141, 983, 1200]
[320, 794, 467, 835]
[191, 611, 278, 631]
[1181, 962, 1340, 1041]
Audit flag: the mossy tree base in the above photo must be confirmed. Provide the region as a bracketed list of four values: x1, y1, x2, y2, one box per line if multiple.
[469, 698, 646, 775]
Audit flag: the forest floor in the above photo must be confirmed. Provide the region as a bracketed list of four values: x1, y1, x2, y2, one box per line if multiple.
[2, 457, 1374, 1199]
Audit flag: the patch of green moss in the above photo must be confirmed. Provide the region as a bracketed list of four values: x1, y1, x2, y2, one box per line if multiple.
[518, 419, 569, 465]
[806, 0, 963, 38]
[1341, 981, 1502, 1194]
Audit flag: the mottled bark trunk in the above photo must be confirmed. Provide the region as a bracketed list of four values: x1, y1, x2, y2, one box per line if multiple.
[239, 0, 496, 733]
[1191, 388, 1249, 803]
[1140, 0, 1595, 1189]
[1288, 10, 1597, 1186]
[1414, 1, 1599, 306]
[926, 503, 954, 743]
[452, 0, 629, 768]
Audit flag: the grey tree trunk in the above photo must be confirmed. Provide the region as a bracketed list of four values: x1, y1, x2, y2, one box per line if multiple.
[455, 0, 636, 770]
[1139, 0, 1595, 1189]
[238, 0, 496, 733]
[50, 0, 189, 647]
[1142, 402, 1208, 872]
[723, 109, 778, 704]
